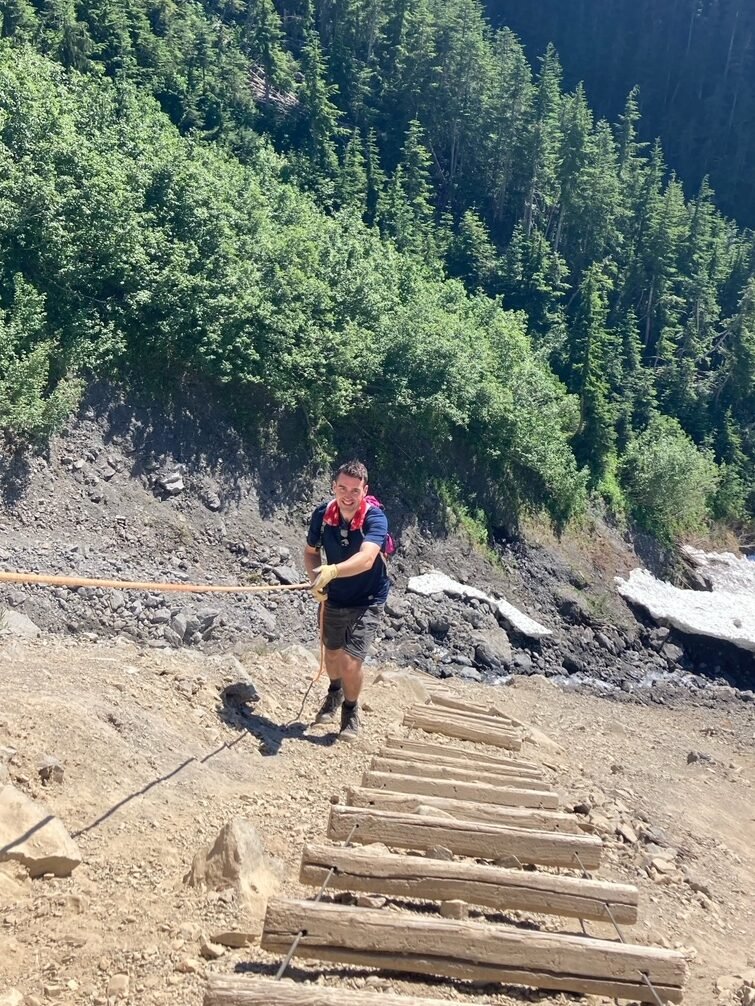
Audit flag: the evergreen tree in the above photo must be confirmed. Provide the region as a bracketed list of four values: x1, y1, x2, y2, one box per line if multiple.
[568, 263, 617, 484]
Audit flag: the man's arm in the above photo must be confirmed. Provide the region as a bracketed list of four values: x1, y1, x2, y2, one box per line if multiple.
[304, 544, 322, 584]
[322, 541, 380, 578]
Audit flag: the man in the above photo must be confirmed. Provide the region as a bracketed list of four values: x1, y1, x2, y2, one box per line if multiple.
[304, 460, 391, 742]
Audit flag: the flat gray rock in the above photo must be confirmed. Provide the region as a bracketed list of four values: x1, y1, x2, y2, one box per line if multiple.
[0, 609, 41, 639]
[407, 571, 551, 639]
[616, 567, 755, 653]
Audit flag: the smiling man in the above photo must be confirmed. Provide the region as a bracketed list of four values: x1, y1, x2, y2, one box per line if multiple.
[304, 460, 391, 742]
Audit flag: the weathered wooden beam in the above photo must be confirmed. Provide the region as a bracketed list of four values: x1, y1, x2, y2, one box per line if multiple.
[204, 975, 489, 1005]
[362, 769, 560, 810]
[376, 747, 544, 780]
[384, 735, 539, 771]
[370, 756, 552, 792]
[428, 691, 526, 728]
[261, 900, 687, 1003]
[407, 702, 523, 732]
[346, 787, 580, 833]
[328, 804, 601, 868]
[403, 707, 522, 749]
[301, 843, 638, 923]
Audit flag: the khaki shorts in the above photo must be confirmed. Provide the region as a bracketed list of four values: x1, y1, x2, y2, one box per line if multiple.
[322, 603, 384, 662]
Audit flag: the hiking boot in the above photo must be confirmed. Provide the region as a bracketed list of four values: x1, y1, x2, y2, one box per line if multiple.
[339, 702, 361, 742]
[314, 687, 343, 724]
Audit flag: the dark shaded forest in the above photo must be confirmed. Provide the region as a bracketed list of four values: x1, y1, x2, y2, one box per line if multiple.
[486, 0, 755, 228]
[0, 0, 753, 540]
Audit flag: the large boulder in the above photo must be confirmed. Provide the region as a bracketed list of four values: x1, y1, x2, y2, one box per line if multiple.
[185, 818, 281, 924]
[0, 785, 82, 878]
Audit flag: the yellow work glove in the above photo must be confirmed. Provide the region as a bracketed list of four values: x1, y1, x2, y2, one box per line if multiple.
[311, 563, 339, 603]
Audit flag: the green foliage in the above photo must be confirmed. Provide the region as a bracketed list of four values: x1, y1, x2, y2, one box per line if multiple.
[620, 415, 720, 541]
[0, 42, 585, 527]
[3, 0, 755, 533]
[0, 275, 83, 440]
[438, 481, 490, 550]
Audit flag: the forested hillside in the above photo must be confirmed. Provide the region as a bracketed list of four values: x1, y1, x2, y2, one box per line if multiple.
[486, 0, 755, 228]
[1, 0, 754, 540]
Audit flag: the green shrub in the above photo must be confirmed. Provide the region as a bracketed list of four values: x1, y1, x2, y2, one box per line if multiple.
[620, 415, 720, 541]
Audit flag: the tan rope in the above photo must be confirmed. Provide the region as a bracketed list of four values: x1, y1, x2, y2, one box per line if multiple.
[0, 570, 311, 594]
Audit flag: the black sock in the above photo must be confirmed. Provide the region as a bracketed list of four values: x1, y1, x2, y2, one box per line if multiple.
[328, 679, 342, 693]
[343, 699, 357, 710]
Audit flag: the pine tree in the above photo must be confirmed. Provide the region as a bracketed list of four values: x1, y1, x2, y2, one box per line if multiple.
[568, 263, 617, 483]
[335, 130, 368, 211]
[297, 28, 342, 186]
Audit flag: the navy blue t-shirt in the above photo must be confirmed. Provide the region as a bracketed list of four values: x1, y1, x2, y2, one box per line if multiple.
[307, 502, 391, 608]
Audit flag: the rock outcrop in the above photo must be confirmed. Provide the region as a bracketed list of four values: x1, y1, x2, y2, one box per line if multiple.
[0, 785, 82, 878]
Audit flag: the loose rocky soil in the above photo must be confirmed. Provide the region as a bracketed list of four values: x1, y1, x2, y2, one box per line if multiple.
[0, 636, 753, 1006]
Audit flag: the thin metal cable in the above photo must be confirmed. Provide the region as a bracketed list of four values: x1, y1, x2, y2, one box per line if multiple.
[574, 851, 669, 1004]
[275, 821, 360, 980]
[286, 602, 327, 726]
[638, 970, 668, 1006]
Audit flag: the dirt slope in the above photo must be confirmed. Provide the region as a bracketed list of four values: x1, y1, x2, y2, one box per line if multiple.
[1, 634, 753, 1006]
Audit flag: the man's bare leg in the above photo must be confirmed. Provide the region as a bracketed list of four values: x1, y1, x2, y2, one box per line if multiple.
[322, 648, 363, 739]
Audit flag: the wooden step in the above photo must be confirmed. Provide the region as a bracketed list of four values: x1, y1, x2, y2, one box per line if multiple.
[328, 804, 602, 868]
[301, 842, 639, 923]
[204, 975, 493, 1004]
[370, 756, 551, 791]
[408, 702, 521, 732]
[346, 786, 580, 833]
[428, 691, 525, 728]
[384, 735, 539, 771]
[261, 899, 687, 1003]
[403, 707, 522, 749]
[362, 769, 560, 809]
[376, 747, 544, 780]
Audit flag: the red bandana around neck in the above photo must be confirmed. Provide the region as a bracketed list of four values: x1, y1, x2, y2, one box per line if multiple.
[323, 497, 368, 530]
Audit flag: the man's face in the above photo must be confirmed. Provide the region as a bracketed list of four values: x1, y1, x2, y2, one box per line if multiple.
[333, 473, 368, 513]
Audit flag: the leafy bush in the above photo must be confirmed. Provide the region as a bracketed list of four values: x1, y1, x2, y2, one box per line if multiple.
[620, 415, 720, 540]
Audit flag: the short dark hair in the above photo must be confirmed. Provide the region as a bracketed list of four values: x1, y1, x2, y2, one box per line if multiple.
[336, 460, 368, 483]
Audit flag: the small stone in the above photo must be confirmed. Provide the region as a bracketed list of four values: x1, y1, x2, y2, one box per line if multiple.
[107, 974, 129, 999]
[426, 846, 454, 861]
[0, 990, 23, 1006]
[199, 935, 225, 960]
[175, 957, 203, 974]
[356, 894, 386, 909]
[683, 870, 712, 898]
[687, 750, 715, 765]
[210, 931, 255, 949]
[616, 823, 638, 845]
[716, 975, 741, 994]
[439, 899, 468, 920]
[37, 756, 64, 785]
[651, 857, 678, 875]
[64, 893, 89, 913]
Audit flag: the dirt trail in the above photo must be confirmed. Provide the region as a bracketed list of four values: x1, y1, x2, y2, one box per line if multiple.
[1, 635, 753, 1005]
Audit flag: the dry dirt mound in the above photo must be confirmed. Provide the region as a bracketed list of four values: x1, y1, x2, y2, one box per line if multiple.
[1, 635, 753, 1005]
